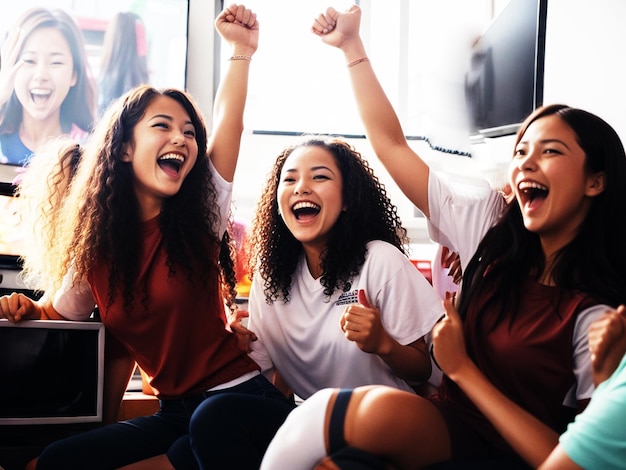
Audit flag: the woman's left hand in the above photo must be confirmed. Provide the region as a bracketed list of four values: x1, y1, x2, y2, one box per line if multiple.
[431, 293, 471, 380]
[227, 308, 257, 353]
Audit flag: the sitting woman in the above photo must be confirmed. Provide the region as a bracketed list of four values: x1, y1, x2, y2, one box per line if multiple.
[184, 137, 443, 469]
[258, 5, 626, 469]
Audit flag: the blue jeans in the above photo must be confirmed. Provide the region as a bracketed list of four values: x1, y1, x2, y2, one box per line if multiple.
[171, 385, 298, 469]
[36, 373, 292, 469]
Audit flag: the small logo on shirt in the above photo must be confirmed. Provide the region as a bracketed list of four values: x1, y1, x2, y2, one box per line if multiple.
[335, 289, 358, 306]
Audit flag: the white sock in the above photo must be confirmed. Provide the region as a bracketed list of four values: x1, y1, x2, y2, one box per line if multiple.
[261, 388, 336, 470]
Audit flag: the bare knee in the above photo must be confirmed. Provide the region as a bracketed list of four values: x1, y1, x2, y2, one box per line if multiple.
[344, 387, 451, 469]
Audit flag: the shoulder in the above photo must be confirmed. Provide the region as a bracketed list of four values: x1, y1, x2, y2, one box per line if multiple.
[365, 240, 405, 257]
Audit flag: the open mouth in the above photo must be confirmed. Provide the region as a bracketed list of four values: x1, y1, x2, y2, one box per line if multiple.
[157, 153, 184, 176]
[519, 181, 548, 208]
[292, 201, 320, 220]
[30, 88, 51, 105]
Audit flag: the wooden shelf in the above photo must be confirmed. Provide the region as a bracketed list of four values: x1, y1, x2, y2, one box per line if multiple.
[117, 392, 159, 421]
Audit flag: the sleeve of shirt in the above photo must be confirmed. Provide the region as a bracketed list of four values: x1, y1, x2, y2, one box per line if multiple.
[559, 354, 626, 469]
[209, 158, 233, 237]
[571, 304, 613, 401]
[363, 241, 442, 347]
[52, 265, 96, 321]
[427, 170, 505, 273]
[247, 275, 275, 376]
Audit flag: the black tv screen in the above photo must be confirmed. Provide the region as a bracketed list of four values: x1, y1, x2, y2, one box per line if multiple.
[0, 320, 104, 424]
[465, 0, 548, 137]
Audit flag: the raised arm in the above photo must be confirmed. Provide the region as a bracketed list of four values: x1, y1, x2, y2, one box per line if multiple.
[312, 5, 431, 216]
[209, 3, 259, 181]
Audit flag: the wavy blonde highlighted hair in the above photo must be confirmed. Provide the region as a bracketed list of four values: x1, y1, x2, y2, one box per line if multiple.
[17, 137, 81, 295]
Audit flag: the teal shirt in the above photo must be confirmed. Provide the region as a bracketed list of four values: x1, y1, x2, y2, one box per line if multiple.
[560, 354, 626, 469]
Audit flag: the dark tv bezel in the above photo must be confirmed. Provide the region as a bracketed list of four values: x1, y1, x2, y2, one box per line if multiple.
[0, 319, 105, 425]
[468, 0, 548, 139]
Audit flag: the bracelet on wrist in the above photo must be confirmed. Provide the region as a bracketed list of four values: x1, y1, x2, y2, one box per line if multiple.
[347, 57, 369, 68]
[230, 54, 252, 61]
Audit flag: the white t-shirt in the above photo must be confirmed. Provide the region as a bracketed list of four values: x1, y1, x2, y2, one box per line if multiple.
[248, 239, 442, 400]
[427, 170, 607, 401]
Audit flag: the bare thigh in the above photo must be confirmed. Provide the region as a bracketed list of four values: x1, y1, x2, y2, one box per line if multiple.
[342, 386, 451, 469]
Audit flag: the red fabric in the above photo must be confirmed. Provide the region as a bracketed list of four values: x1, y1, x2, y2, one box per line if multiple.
[88, 216, 259, 399]
[431, 279, 596, 458]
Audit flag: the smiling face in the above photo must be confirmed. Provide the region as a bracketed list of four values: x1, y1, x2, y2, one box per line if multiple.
[277, 145, 346, 258]
[14, 27, 77, 126]
[122, 94, 199, 220]
[509, 114, 605, 253]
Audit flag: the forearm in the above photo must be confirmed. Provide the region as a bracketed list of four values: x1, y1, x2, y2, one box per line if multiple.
[208, 53, 252, 181]
[378, 338, 432, 383]
[341, 39, 406, 149]
[340, 40, 430, 215]
[38, 299, 65, 320]
[451, 361, 559, 468]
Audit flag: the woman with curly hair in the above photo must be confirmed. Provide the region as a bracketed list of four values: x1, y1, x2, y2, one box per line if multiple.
[185, 137, 442, 469]
[258, 5, 626, 469]
[0, 5, 293, 469]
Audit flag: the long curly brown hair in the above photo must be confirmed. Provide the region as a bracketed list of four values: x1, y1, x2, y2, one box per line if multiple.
[45, 85, 237, 313]
[249, 137, 408, 303]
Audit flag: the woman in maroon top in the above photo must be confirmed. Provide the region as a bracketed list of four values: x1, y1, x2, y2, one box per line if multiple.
[0, 5, 294, 470]
[260, 6, 626, 469]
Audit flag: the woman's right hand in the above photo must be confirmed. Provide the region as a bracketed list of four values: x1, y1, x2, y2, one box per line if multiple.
[311, 5, 362, 50]
[0, 292, 40, 322]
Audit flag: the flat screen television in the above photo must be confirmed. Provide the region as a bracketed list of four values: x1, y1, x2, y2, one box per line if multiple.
[0, 319, 105, 425]
[0, 0, 190, 286]
[0, 0, 189, 174]
[464, 0, 548, 138]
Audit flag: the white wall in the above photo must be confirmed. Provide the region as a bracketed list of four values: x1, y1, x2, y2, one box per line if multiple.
[469, 0, 626, 203]
[543, 0, 626, 144]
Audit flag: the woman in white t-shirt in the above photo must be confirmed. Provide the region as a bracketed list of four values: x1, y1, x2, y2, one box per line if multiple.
[186, 137, 442, 469]
[258, 6, 626, 470]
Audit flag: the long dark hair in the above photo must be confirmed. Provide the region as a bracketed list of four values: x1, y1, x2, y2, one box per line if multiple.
[58, 85, 236, 312]
[0, 7, 96, 134]
[250, 137, 408, 303]
[98, 11, 150, 114]
[458, 104, 626, 328]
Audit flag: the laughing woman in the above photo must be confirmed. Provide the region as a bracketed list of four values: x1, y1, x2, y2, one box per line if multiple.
[184, 137, 443, 469]
[258, 5, 626, 469]
[0, 5, 295, 470]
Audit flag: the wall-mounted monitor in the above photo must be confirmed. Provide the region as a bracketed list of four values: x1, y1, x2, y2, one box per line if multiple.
[464, 0, 548, 138]
[0, 0, 190, 279]
[0, 319, 105, 425]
